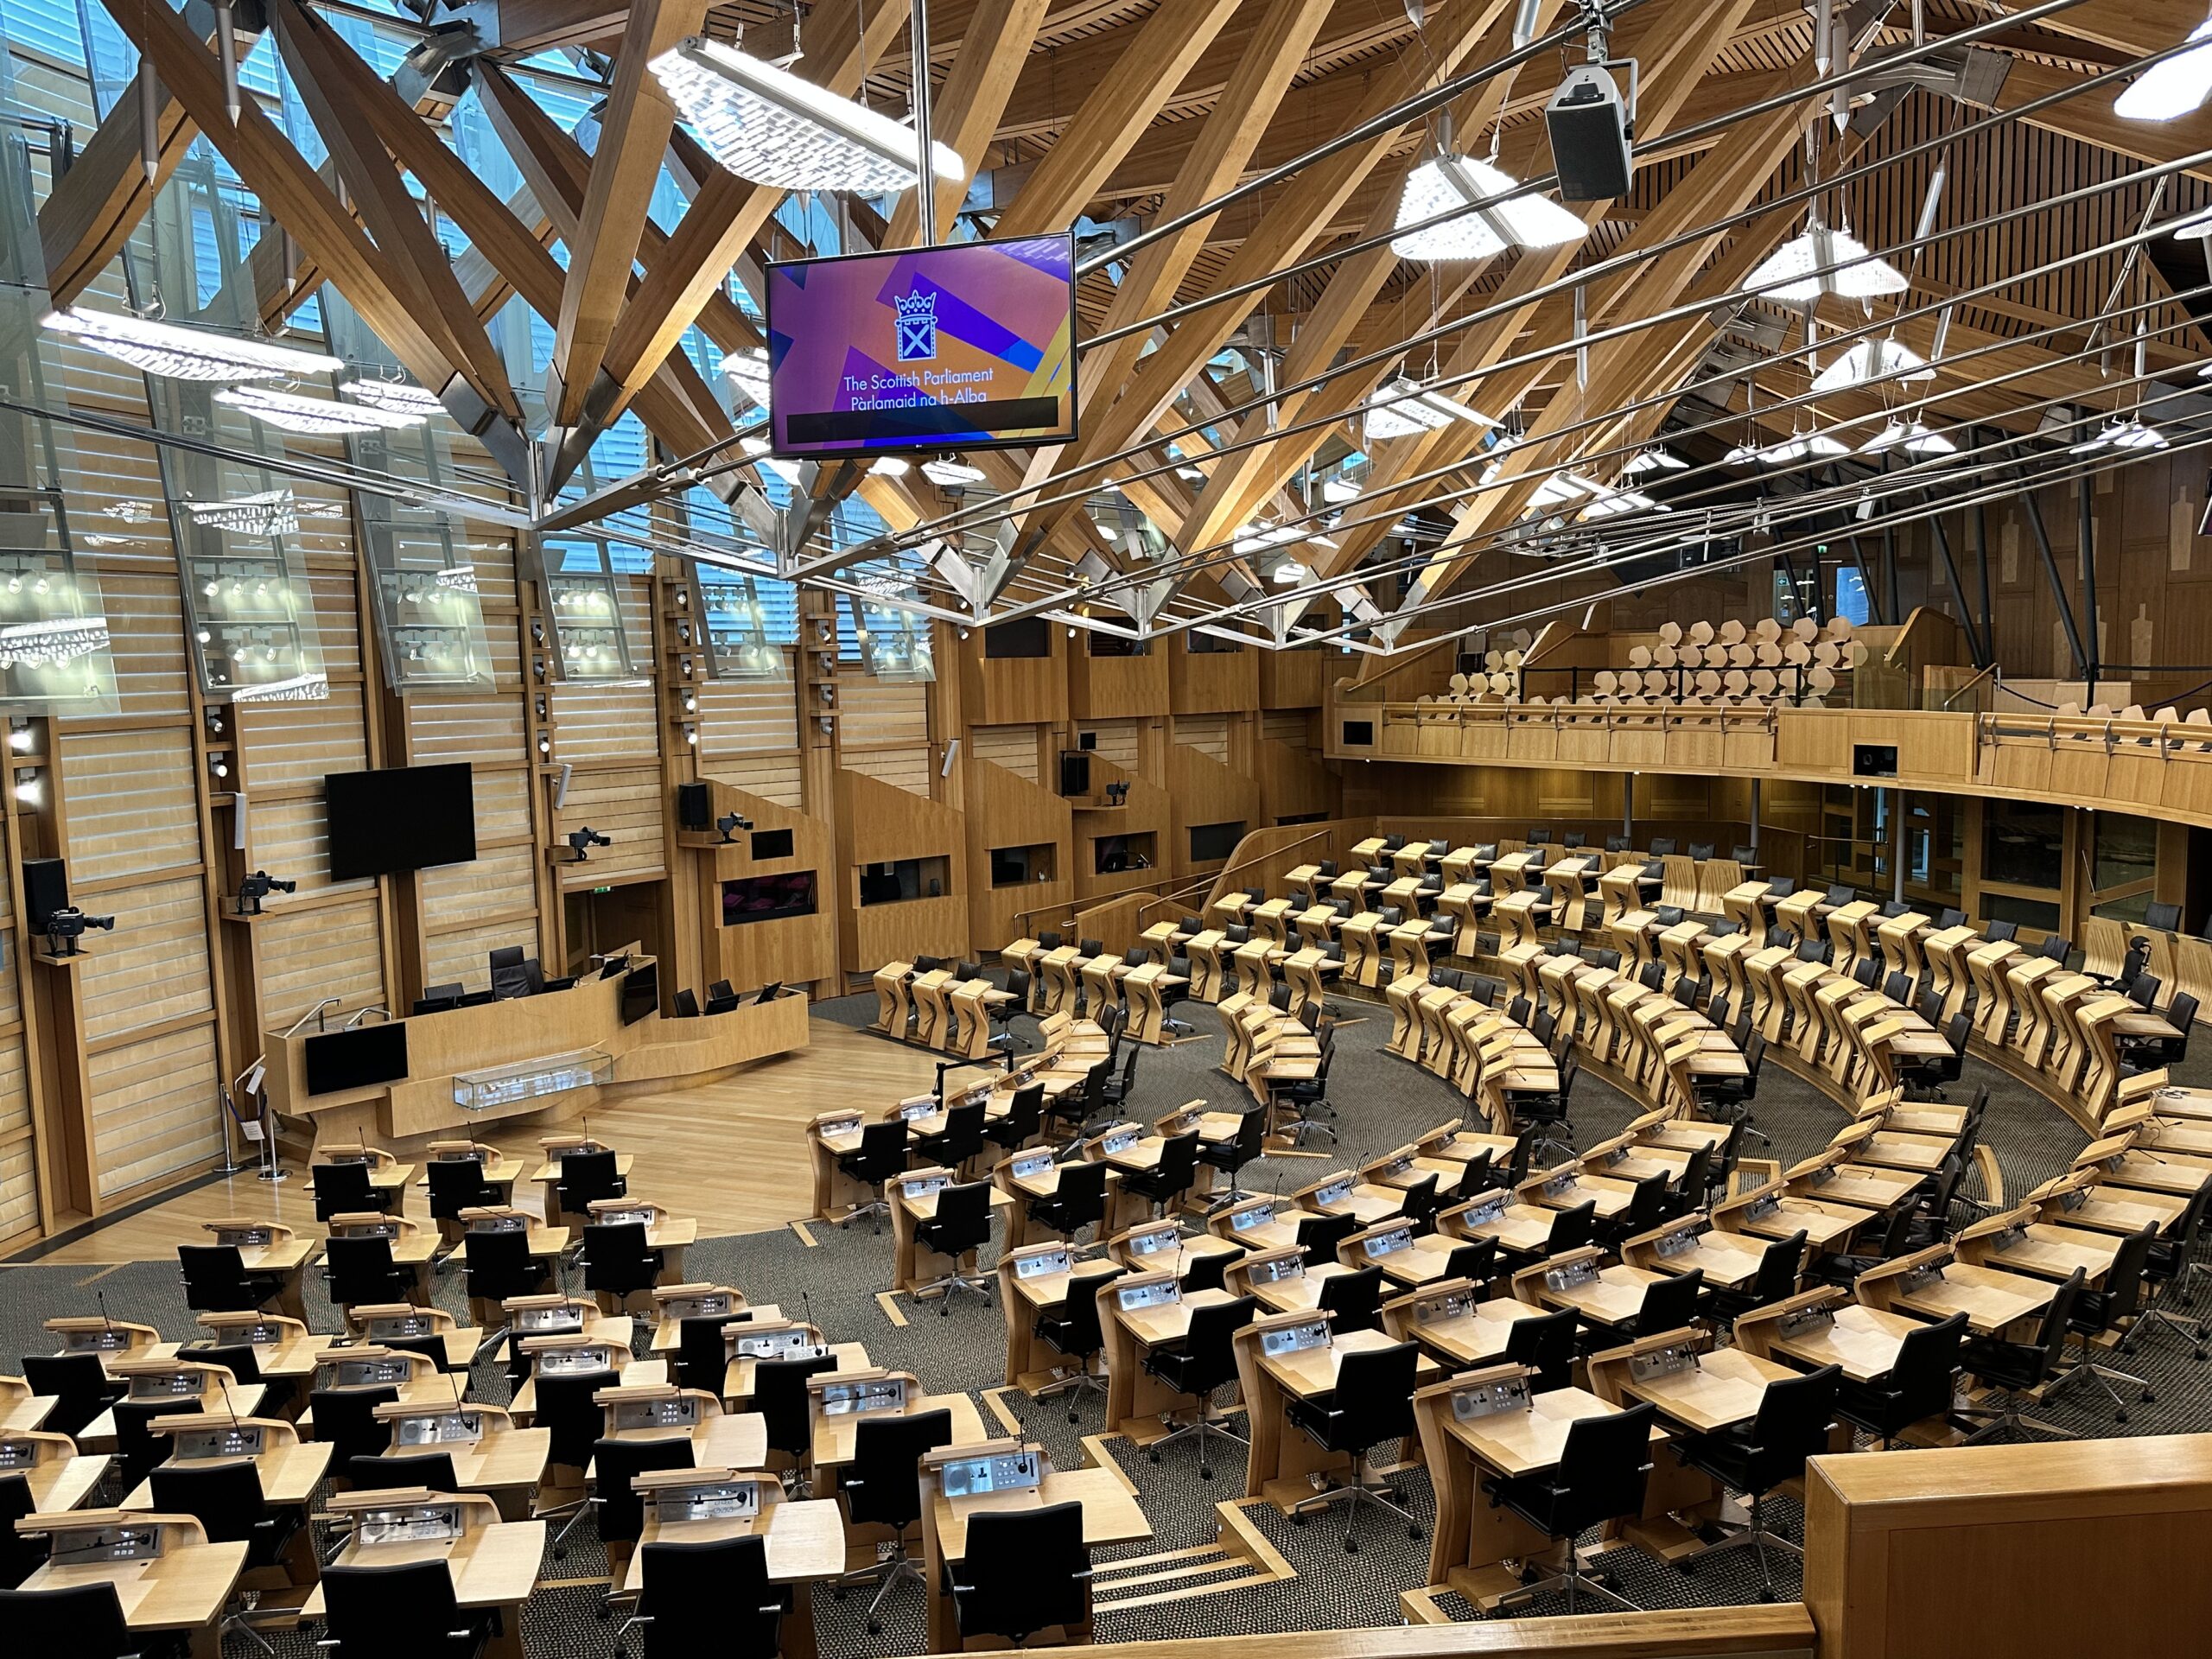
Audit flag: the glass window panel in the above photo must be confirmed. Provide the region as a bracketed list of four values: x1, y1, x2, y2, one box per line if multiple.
[2093, 811, 2157, 893]
[1983, 801, 2064, 891]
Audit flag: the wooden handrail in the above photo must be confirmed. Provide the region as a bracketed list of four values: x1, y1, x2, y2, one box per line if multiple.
[1135, 824, 1338, 926]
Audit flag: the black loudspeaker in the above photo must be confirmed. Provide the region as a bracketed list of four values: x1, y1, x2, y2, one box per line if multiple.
[1058, 751, 1091, 798]
[22, 856, 66, 931]
[1545, 64, 1633, 201]
[1853, 744, 1899, 779]
[676, 782, 711, 830]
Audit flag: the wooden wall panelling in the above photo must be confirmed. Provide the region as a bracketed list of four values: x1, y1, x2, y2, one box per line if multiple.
[1166, 739, 1263, 888]
[1069, 639, 1170, 721]
[1257, 734, 1340, 824]
[962, 756, 1074, 953]
[682, 780, 838, 997]
[1069, 753, 1172, 906]
[85, 1021, 221, 1202]
[957, 626, 1068, 728]
[1257, 645, 1326, 709]
[968, 723, 1046, 784]
[554, 762, 668, 888]
[1173, 712, 1231, 763]
[833, 766, 969, 973]
[1168, 636, 1259, 715]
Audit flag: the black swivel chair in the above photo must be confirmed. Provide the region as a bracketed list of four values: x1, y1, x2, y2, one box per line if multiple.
[149, 1459, 302, 1586]
[488, 945, 543, 1000]
[836, 1120, 909, 1234]
[1119, 1130, 1201, 1220]
[1294, 1210, 1358, 1268]
[589, 1434, 696, 1592]
[1100, 1043, 1143, 1111]
[1268, 1046, 1338, 1147]
[672, 990, 701, 1019]
[1199, 1107, 1268, 1211]
[757, 1353, 837, 1489]
[914, 1181, 996, 1313]
[1842, 1310, 1967, 1450]
[1701, 1230, 1805, 1328]
[346, 1452, 458, 1495]
[461, 1228, 550, 1359]
[615, 1536, 783, 1659]
[321, 1560, 498, 1659]
[0, 1580, 160, 1659]
[675, 1314, 744, 1395]
[312, 1160, 380, 1222]
[1504, 1306, 1580, 1393]
[324, 1234, 414, 1311]
[2129, 1183, 2211, 1358]
[580, 1220, 664, 1319]
[1502, 1199, 1595, 1277]
[1598, 1173, 1673, 1250]
[913, 1100, 988, 1177]
[1285, 1341, 1421, 1553]
[1484, 1401, 1659, 1612]
[535, 1368, 619, 1554]
[425, 1159, 500, 1236]
[836, 1408, 955, 1633]
[982, 1084, 1046, 1160]
[1674, 1365, 1840, 1599]
[21, 1352, 123, 1440]
[1027, 1158, 1109, 1247]
[556, 1149, 627, 1218]
[308, 1386, 397, 1478]
[1319, 1264, 1386, 1335]
[2048, 1224, 2159, 1422]
[1182, 1245, 1248, 1294]
[1141, 1294, 1255, 1479]
[177, 1243, 284, 1313]
[1033, 1267, 1125, 1421]
[950, 1503, 1092, 1646]
[991, 972, 1032, 1052]
[0, 1471, 40, 1590]
[1957, 1269, 2088, 1441]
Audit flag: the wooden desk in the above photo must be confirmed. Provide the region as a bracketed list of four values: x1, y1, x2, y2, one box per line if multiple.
[1231, 1325, 1436, 1513]
[386, 1427, 551, 1521]
[123, 1437, 334, 1514]
[1383, 1287, 1548, 1368]
[307, 1500, 543, 1659]
[21, 1519, 246, 1659]
[810, 1392, 986, 1481]
[531, 1152, 638, 1228]
[726, 1340, 865, 1410]
[890, 1173, 1014, 1297]
[1611, 1344, 1796, 1434]
[1884, 1261, 2056, 1336]
[920, 1459, 1149, 1651]
[1100, 1284, 1238, 1442]
[617, 1484, 843, 1659]
[1754, 1299, 1925, 1384]
[999, 1255, 1122, 1394]
[2, 1437, 109, 1511]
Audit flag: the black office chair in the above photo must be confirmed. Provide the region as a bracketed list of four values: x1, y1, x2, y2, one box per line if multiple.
[556, 1148, 628, 1217]
[756, 1352, 837, 1484]
[1675, 1365, 1840, 1599]
[672, 990, 701, 1019]
[580, 1221, 664, 1320]
[1900, 1012, 1972, 1099]
[1312, 1263, 1382, 1335]
[589, 1434, 696, 1587]
[836, 1120, 908, 1234]
[21, 1352, 123, 1440]
[1701, 1230, 1805, 1328]
[176, 1243, 284, 1313]
[1580, 1268, 1704, 1355]
[1294, 1210, 1358, 1268]
[1285, 1341, 1421, 1553]
[488, 945, 543, 999]
[1100, 1042, 1143, 1110]
[616, 1535, 783, 1659]
[312, 1160, 380, 1222]
[111, 1396, 199, 1489]
[950, 1502, 1092, 1645]
[991, 973, 1032, 1051]
[150, 1459, 301, 1576]
[0, 1471, 39, 1590]
[1831, 1310, 1965, 1447]
[1027, 1158, 1109, 1248]
[1502, 1305, 1580, 1393]
[674, 1313, 741, 1395]
[321, 1559, 498, 1659]
[1183, 1244, 1247, 1294]
[1033, 1266, 1125, 1421]
[324, 1234, 414, 1311]
[1957, 1268, 2088, 1442]
[1484, 1400, 1658, 1612]
[1268, 1045, 1338, 1147]
[0, 1580, 157, 1659]
[2128, 1183, 2211, 1358]
[1119, 1129, 1200, 1220]
[461, 1228, 550, 1351]
[914, 1180, 996, 1313]
[2048, 1224, 2158, 1422]
[980, 1084, 1046, 1159]
[1811, 1199, 1920, 1289]
[347, 1451, 458, 1495]
[835, 1408, 955, 1633]
[1198, 1107, 1268, 1211]
[425, 1159, 499, 1233]
[1697, 1032, 1770, 1151]
[308, 1386, 397, 1478]
[1598, 1172, 1673, 1251]
[1439, 1236, 1499, 1289]
[1503, 1198, 1595, 1277]
[913, 1099, 988, 1177]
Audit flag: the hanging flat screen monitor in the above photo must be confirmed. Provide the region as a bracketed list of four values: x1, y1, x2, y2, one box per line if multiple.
[325, 763, 477, 880]
[765, 234, 1077, 458]
[304, 1022, 409, 1096]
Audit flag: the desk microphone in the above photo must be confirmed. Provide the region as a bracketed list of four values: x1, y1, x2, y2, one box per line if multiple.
[801, 1290, 822, 1354]
[218, 1374, 243, 1432]
[98, 1288, 113, 1339]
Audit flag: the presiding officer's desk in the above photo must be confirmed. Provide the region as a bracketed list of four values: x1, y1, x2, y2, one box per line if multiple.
[373, 1400, 550, 1519]
[1230, 1310, 1442, 1513]
[806, 1370, 988, 1491]
[998, 1243, 1129, 1394]
[308, 1489, 541, 1659]
[16, 1509, 246, 1659]
[0, 1427, 110, 1511]
[918, 1440, 1152, 1652]
[79, 1360, 269, 1453]
[615, 1468, 844, 1659]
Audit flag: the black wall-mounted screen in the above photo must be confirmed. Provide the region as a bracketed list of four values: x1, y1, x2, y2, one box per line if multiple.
[620, 961, 659, 1025]
[722, 871, 817, 925]
[1341, 720, 1375, 747]
[325, 763, 477, 880]
[749, 827, 796, 861]
[303, 1022, 410, 1096]
[1189, 821, 1246, 863]
[983, 617, 1051, 658]
[1853, 744, 1899, 779]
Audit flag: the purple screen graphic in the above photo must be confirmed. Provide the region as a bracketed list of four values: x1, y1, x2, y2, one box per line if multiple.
[765, 234, 1077, 457]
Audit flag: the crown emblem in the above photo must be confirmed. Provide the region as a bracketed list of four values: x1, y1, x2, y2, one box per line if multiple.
[894, 287, 938, 362]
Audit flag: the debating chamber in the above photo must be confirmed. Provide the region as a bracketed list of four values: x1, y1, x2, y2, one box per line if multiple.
[2, 1, 2211, 1656]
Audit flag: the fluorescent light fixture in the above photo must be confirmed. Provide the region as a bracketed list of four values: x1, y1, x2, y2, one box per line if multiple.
[1741, 221, 1908, 302]
[1810, 336, 1929, 393]
[1321, 476, 1362, 503]
[651, 36, 965, 194]
[1758, 431, 1851, 465]
[2116, 21, 2212, 122]
[42, 307, 343, 381]
[182, 489, 300, 537]
[868, 456, 910, 475]
[921, 458, 987, 487]
[1623, 447, 1688, 475]
[1269, 558, 1310, 585]
[717, 347, 772, 412]
[216, 385, 428, 435]
[1363, 376, 1494, 442]
[2070, 416, 2168, 454]
[1861, 418, 1960, 458]
[1175, 465, 1207, 480]
[1392, 151, 1587, 262]
[341, 378, 444, 417]
[1722, 442, 1762, 466]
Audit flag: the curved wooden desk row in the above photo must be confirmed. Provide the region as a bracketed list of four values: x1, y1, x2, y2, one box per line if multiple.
[262, 972, 810, 1157]
[869, 960, 1016, 1058]
[1003, 938, 1196, 1045]
[1378, 985, 1561, 1132]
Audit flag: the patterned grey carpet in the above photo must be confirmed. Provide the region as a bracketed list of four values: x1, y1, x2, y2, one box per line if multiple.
[6, 980, 2206, 1657]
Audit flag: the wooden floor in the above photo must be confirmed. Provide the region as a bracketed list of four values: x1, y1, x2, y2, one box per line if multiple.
[22, 1017, 945, 1265]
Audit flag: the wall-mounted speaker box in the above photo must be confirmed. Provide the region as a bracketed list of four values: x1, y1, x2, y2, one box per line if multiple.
[1058, 751, 1091, 798]
[1853, 744, 1899, 779]
[677, 781, 711, 830]
[22, 856, 66, 930]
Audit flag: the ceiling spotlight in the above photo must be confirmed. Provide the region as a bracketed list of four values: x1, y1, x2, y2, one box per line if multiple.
[1861, 419, 1960, 458]
[921, 457, 987, 487]
[2116, 20, 2212, 122]
[1721, 442, 1763, 467]
[1391, 143, 1587, 262]
[341, 378, 445, 417]
[2070, 416, 2168, 454]
[1363, 376, 1494, 442]
[1810, 336, 1929, 393]
[1321, 476, 1362, 503]
[216, 385, 429, 435]
[1622, 447, 1688, 475]
[1758, 431, 1851, 465]
[1741, 219, 1907, 302]
[651, 36, 964, 194]
[718, 347, 772, 412]
[40, 308, 343, 381]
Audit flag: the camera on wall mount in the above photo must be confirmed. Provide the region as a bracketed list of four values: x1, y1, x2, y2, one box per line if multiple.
[235, 870, 296, 916]
[44, 906, 114, 958]
[717, 810, 753, 843]
[565, 826, 613, 862]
